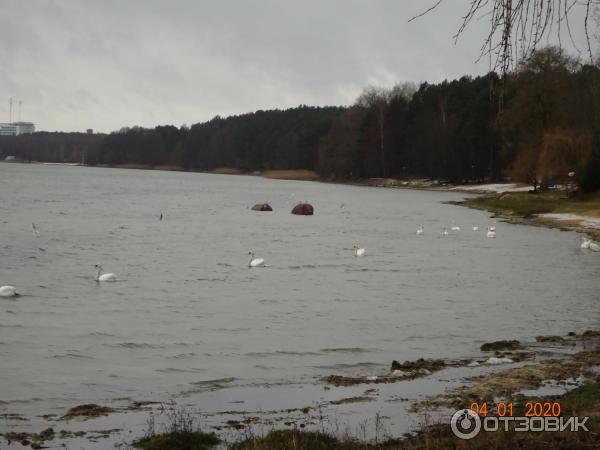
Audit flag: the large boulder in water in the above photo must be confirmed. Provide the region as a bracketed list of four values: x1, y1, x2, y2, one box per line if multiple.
[291, 203, 314, 215]
[251, 203, 273, 211]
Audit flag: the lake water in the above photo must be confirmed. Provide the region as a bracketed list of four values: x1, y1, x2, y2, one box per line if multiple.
[0, 164, 598, 441]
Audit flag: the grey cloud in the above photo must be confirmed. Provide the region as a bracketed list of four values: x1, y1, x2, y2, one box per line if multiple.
[0, 0, 593, 132]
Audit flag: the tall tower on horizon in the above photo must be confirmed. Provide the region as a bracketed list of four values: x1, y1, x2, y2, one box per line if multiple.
[9, 98, 13, 123]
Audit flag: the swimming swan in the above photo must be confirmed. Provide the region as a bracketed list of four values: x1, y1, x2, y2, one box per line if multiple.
[0, 285, 19, 297]
[580, 237, 600, 251]
[353, 245, 365, 257]
[248, 251, 265, 267]
[581, 237, 591, 249]
[95, 265, 117, 282]
[416, 225, 424, 235]
[486, 228, 496, 238]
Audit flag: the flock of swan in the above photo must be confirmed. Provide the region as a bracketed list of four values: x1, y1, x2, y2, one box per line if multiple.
[418, 223, 496, 238]
[581, 236, 600, 252]
[1, 218, 598, 298]
[247, 223, 497, 268]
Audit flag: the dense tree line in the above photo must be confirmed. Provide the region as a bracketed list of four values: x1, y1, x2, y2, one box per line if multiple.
[0, 132, 103, 164]
[1, 47, 598, 192]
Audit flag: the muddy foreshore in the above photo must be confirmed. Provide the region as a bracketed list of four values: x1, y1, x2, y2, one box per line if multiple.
[1, 330, 598, 449]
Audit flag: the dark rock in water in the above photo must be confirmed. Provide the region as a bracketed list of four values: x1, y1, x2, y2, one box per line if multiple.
[582, 330, 600, 338]
[480, 340, 522, 351]
[330, 395, 374, 405]
[536, 335, 571, 345]
[251, 203, 273, 211]
[62, 404, 114, 420]
[38, 428, 54, 440]
[567, 332, 577, 337]
[292, 203, 314, 215]
[391, 358, 445, 372]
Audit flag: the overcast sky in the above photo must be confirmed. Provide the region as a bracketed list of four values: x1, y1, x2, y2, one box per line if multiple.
[0, 0, 594, 133]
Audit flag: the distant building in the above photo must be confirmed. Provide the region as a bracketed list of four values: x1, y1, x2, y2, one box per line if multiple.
[0, 122, 35, 136]
[86, 128, 93, 134]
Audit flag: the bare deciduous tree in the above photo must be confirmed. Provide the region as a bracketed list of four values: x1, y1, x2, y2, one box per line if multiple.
[356, 87, 393, 176]
[410, 0, 599, 75]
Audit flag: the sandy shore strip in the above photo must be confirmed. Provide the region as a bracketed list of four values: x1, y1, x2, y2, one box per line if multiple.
[539, 213, 600, 229]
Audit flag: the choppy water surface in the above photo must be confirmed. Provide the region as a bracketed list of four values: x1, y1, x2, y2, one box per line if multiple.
[0, 164, 598, 434]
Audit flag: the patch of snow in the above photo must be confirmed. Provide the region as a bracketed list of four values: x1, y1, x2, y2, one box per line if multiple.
[539, 213, 600, 229]
[485, 356, 514, 365]
[453, 183, 532, 193]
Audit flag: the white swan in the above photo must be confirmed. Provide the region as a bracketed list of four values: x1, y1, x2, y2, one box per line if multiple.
[353, 244, 365, 257]
[489, 223, 497, 232]
[31, 222, 39, 237]
[0, 285, 19, 297]
[581, 237, 591, 249]
[472, 225, 479, 231]
[451, 221, 461, 231]
[486, 227, 496, 238]
[442, 227, 448, 236]
[248, 251, 265, 267]
[589, 241, 600, 252]
[95, 265, 117, 282]
[416, 225, 424, 235]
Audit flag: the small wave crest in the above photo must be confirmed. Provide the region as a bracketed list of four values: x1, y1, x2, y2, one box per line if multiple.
[245, 350, 321, 357]
[157, 367, 204, 373]
[320, 347, 373, 353]
[53, 352, 95, 359]
[167, 352, 197, 359]
[112, 342, 165, 349]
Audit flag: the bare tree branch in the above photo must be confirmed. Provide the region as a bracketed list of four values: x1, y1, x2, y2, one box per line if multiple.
[409, 0, 599, 75]
[408, 0, 444, 23]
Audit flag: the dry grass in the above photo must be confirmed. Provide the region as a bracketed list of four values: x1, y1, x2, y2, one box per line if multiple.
[115, 163, 154, 170]
[208, 167, 244, 175]
[260, 170, 320, 181]
[153, 165, 186, 171]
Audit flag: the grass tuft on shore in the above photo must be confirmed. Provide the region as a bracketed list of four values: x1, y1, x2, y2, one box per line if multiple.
[132, 406, 219, 450]
[231, 430, 342, 450]
[133, 431, 220, 450]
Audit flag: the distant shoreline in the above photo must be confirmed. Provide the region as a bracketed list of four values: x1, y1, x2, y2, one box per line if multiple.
[3, 160, 599, 239]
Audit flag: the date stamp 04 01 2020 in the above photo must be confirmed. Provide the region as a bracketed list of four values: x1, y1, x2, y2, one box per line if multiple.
[450, 401, 590, 440]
